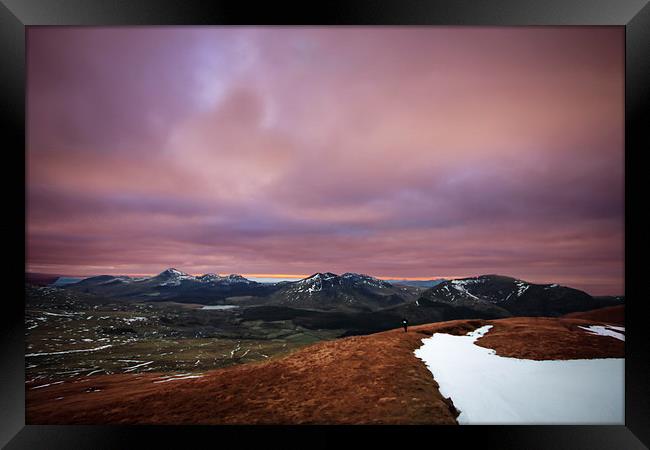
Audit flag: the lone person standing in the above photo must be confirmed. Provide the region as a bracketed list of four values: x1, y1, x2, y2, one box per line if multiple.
[402, 319, 408, 333]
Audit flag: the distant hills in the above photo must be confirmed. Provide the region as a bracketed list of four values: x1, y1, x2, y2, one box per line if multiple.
[59, 268, 421, 311]
[41, 269, 623, 329]
[267, 272, 420, 312]
[387, 275, 622, 321]
[64, 268, 278, 303]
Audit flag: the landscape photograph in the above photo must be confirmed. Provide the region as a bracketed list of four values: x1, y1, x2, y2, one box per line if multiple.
[26, 26, 624, 425]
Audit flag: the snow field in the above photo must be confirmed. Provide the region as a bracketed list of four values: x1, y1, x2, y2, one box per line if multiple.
[414, 325, 624, 424]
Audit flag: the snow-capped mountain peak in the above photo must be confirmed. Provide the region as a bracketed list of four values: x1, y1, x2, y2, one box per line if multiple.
[181, 272, 256, 285]
[303, 272, 337, 282]
[341, 272, 393, 288]
[292, 273, 339, 294]
[154, 268, 194, 286]
[197, 273, 222, 282]
[425, 275, 588, 307]
[289, 272, 394, 296]
[223, 274, 254, 284]
[148, 269, 256, 286]
[158, 268, 191, 278]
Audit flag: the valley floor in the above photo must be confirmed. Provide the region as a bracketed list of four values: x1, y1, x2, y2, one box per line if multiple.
[26, 307, 624, 425]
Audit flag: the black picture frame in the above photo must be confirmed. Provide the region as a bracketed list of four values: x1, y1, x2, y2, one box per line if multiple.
[2, 0, 647, 448]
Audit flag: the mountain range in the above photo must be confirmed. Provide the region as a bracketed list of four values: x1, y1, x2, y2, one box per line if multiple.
[66, 268, 277, 302]
[267, 272, 420, 312]
[58, 269, 623, 325]
[383, 274, 621, 325]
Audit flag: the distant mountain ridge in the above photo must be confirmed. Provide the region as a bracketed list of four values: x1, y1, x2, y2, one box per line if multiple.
[413, 275, 621, 317]
[65, 268, 274, 303]
[267, 272, 419, 311]
[72, 268, 258, 287]
[56, 270, 623, 321]
[61, 269, 423, 310]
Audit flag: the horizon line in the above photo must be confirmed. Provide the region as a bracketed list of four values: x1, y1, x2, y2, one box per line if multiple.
[27, 269, 460, 281]
[25, 269, 626, 296]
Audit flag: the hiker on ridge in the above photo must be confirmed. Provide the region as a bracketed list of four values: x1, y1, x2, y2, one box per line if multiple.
[402, 319, 408, 333]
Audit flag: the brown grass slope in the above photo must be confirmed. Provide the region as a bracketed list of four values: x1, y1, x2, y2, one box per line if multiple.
[27, 312, 624, 425]
[564, 304, 624, 324]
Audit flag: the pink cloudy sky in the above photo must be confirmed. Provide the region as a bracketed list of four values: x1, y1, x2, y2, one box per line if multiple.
[26, 27, 624, 295]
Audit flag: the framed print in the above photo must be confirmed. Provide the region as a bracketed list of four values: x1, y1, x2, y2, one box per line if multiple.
[2, 0, 648, 448]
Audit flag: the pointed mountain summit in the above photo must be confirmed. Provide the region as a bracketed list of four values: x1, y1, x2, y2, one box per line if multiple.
[269, 272, 415, 311]
[150, 268, 194, 286]
[155, 267, 191, 278]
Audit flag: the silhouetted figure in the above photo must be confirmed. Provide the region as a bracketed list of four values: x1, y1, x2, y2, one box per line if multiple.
[402, 319, 408, 333]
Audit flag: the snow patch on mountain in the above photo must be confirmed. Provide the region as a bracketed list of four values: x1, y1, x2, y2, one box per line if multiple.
[515, 281, 530, 297]
[342, 273, 392, 288]
[287, 272, 393, 297]
[294, 273, 331, 294]
[450, 280, 482, 301]
[152, 269, 255, 286]
[156, 268, 194, 286]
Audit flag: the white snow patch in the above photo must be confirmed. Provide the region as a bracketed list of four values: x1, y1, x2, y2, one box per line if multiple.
[42, 311, 77, 317]
[451, 282, 481, 301]
[123, 317, 147, 324]
[515, 281, 530, 297]
[414, 325, 624, 424]
[153, 374, 204, 383]
[123, 361, 154, 372]
[31, 381, 65, 390]
[201, 305, 239, 310]
[579, 325, 625, 342]
[306, 283, 322, 294]
[26, 345, 113, 357]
